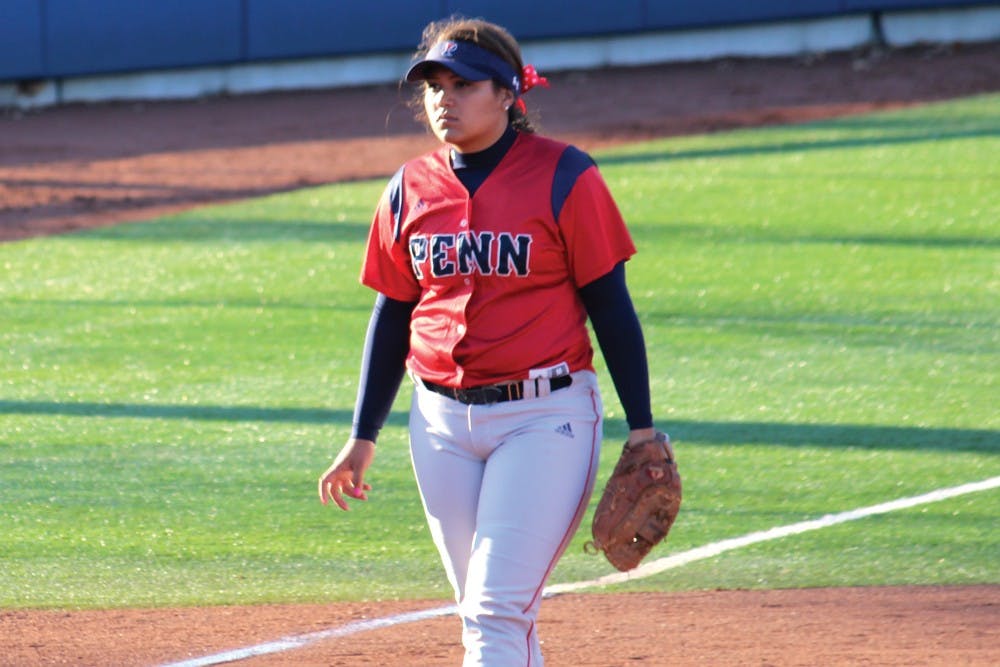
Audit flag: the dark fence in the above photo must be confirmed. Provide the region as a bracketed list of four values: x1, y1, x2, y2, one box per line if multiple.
[0, 0, 990, 81]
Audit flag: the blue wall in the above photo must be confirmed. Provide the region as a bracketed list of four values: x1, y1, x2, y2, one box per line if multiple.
[45, 0, 244, 78]
[647, 1, 847, 29]
[0, 1, 44, 79]
[0, 0, 992, 81]
[244, 1, 440, 60]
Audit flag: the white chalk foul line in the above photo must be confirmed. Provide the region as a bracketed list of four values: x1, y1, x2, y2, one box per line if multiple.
[163, 605, 459, 667]
[161, 475, 1000, 667]
[546, 474, 1000, 594]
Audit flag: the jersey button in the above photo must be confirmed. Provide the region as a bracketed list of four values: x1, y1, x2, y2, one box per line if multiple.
[463, 278, 471, 285]
[460, 219, 468, 227]
[457, 324, 466, 335]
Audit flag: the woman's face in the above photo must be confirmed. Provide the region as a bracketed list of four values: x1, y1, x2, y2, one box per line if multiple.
[422, 66, 513, 154]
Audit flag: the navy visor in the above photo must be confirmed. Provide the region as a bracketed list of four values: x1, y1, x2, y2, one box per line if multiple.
[406, 40, 521, 95]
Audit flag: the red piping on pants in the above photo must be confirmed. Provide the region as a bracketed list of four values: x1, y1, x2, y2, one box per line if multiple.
[522, 385, 601, 616]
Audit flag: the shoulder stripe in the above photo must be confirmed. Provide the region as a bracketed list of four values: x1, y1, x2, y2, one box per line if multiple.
[551, 145, 596, 222]
[388, 165, 405, 241]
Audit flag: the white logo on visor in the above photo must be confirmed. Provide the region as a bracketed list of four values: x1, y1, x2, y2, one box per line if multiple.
[440, 41, 458, 57]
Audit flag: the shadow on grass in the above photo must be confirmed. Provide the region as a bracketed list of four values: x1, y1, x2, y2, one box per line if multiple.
[76, 218, 372, 243]
[1, 400, 996, 453]
[629, 223, 1000, 249]
[0, 400, 355, 425]
[628, 223, 1000, 250]
[5, 296, 374, 312]
[596, 125, 1000, 167]
[659, 419, 999, 454]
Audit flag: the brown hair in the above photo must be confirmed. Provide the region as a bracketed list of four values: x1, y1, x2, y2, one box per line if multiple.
[408, 17, 537, 133]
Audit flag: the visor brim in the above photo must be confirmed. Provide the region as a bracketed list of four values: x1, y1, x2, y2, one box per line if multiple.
[405, 59, 493, 83]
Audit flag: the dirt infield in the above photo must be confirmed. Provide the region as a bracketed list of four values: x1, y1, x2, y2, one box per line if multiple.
[2, 41, 999, 666]
[4, 587, 998, 666]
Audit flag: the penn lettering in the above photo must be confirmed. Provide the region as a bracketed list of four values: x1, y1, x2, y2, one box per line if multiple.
[496, 233, 531, 276]
[410, 231, 532, 279]
[457, 231, 493, 274]
[409, 236, 429, 279]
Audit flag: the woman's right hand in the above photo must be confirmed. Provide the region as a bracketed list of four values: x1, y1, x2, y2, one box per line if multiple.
[318, 438, 376, 511]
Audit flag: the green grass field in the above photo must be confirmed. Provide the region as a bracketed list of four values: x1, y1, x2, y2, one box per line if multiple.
[1, 94, 997, 609]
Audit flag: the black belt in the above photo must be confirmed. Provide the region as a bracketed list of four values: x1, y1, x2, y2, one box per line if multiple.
[420, 375, 573, 405]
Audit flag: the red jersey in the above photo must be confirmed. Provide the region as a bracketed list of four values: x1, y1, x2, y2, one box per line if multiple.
[360, 132, 636, 387]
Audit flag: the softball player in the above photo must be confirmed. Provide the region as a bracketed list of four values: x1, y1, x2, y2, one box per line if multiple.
[319, 17, 661, 666]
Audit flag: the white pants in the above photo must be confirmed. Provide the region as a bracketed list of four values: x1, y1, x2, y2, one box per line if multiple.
[410, 371, 603, 667]
[409, 371, 603, 667]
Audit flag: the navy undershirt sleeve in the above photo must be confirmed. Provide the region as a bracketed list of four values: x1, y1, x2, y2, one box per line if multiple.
[351, 293, 415, 442]
[579, 262, 654, 431]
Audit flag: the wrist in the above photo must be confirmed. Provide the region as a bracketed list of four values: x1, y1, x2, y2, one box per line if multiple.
[627, 426, 657, 445]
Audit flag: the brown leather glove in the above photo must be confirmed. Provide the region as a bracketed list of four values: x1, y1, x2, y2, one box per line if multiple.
[586, 431, 682, 571]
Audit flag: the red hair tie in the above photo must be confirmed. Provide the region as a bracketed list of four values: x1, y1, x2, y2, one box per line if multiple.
[515, 65, 549, 114]
[519, 64, 549, 94]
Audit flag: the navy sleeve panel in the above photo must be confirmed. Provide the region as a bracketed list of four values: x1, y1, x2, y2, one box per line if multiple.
[578, 262, 654, 431]
[351, 293, 416, 442]
[388, 165, 406, 241]
[551, 145, 596, 222]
